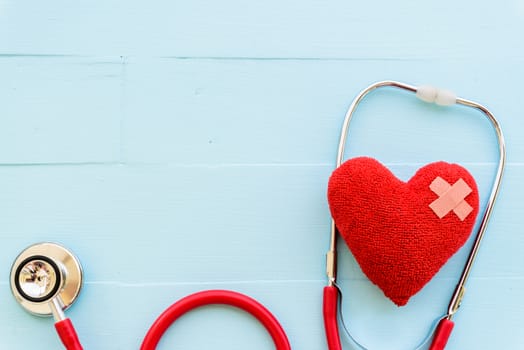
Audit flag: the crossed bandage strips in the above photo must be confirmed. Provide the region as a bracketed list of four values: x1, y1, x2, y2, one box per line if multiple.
[429, 177, 473, 221]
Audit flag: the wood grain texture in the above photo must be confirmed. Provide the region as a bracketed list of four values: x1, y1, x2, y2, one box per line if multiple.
[1, 1, 523, 59]
[0, 56, 123, 163]
[0, 0, 523, 349]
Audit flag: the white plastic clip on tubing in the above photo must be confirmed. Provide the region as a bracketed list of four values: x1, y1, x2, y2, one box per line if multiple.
[415, 85, 457, 106]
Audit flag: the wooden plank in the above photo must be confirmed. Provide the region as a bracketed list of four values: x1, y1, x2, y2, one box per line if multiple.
[123, 58, 521, 164]
[1, 57, 518, 164]
[0, 56, 122, 163]
[0, 1, 523, 59]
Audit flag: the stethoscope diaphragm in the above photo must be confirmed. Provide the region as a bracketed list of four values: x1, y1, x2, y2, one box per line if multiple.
[10, 242, 83, 317]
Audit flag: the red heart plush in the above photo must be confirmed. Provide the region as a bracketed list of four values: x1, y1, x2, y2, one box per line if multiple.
[328, 157, 479, 306]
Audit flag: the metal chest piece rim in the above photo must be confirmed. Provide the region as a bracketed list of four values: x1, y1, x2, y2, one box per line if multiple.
[10, 242, 83, 317]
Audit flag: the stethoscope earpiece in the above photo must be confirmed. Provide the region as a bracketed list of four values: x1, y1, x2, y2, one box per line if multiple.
[10, 242, 83, 318]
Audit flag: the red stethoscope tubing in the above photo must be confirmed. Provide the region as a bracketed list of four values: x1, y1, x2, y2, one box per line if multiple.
[55, 319, 83, 350]
[140, 290, 291, 350]
[322, 285, 453, 350]
[54, 290, 290, 350]
[56, 286, 451, 350]
[323, 286, 342, 350]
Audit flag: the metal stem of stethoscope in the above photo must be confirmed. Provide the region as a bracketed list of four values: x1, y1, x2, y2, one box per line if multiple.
[324, 80, 506, 349]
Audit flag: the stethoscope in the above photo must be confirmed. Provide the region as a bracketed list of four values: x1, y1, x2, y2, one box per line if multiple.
[323, 81, 505, 350]
[9, 242, 290, 350]
[8, 81, 505, 350]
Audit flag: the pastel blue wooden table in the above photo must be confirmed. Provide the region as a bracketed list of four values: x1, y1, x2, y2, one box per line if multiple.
[1, 1, 523, 349]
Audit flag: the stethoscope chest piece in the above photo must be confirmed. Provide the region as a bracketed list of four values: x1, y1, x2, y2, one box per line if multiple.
[10, 242, 83, 317]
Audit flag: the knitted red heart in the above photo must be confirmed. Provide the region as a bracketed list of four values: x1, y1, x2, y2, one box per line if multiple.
[327, 157, 479, 306]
